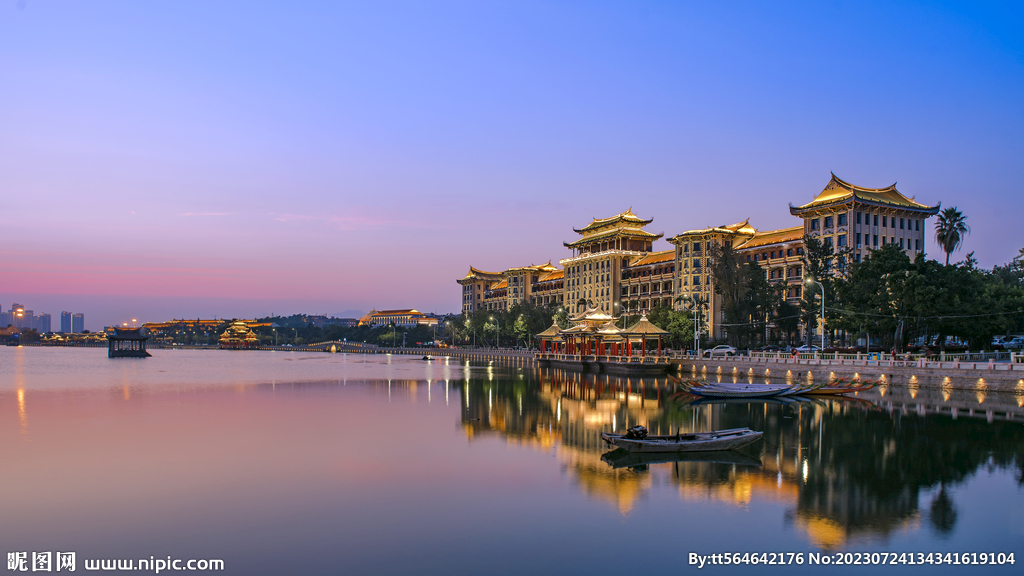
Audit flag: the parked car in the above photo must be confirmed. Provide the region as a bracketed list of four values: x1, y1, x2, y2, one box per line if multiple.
[704, 345, 737, 357]
[755, 345, 783, 353]
[794, 345, 821, 353]
[1004, 337, 1024, 349]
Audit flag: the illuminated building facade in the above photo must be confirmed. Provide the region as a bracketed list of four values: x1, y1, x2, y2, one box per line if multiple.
[358, 309, 439, 328]
[458, 175, 940, 342]
[789, 173, 939, 264]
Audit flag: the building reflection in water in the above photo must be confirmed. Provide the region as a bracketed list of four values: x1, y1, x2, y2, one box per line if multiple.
[457, 365, 1024, 549]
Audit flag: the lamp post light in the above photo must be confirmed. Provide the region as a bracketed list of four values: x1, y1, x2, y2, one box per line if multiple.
[805, 275, 826, 349]
[489, 316, 500, 349]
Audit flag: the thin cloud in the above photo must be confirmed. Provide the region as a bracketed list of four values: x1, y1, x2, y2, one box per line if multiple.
[177, 212, 235, 217]
[270, 212, 399, 231]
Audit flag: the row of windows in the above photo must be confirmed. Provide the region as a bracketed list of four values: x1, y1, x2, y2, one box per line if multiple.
[748, 247, 804, 262]
[681, 241, 715, 253]
[809, 212, 923, 232]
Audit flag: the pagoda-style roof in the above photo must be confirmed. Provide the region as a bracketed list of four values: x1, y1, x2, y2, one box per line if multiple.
[629, 249, 675, 267]
[670, 219, 757, 241]
[790, 173, 939, 215]
[735, 226, 804, 250]
[597, 321, 624, 337]
[563, 227, 663, 249]
[536, 321, 562, 338]
[537, 269, 564, 282]
[506, 261, 558, 273]
[569, 306, 616, 323]
[622, 314, 669, 336]
[460, 266, 505, 282]
[572, 208, 652, 234]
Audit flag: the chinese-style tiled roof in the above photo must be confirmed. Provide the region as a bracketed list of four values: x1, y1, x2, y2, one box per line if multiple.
[536, 321, 562, 338]
[460, 267, 505, 283]
[622, 314, 669, 335]
[537, 269, 564, 282]
[491, 280, 508, 290]
[628, 250, 675, 267]
[670, 219, 757, 240]
[735, 226, 804, 250]
[572, 208, 652, 234]
[597, 321, 623, 336]
[506, 261, 558, 273]
[373, 309, 423, 316]
[790, 173, 939, 214]
[563, 227, 663, 249]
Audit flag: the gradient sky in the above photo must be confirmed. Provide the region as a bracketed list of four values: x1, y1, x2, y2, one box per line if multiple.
[2, 1, 1022, 330]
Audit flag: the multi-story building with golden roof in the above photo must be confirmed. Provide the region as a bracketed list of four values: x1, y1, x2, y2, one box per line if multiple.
[358, 309, 439, 328]
[458, 263, 562, 314]
[460, 210, 671, 316]
[790, 173, 939, 264]
[562, 209, 665, 315]
[458, 174, 940, 343]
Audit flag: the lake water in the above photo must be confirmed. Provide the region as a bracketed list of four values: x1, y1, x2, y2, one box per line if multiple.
[2, 347, 1022, 575]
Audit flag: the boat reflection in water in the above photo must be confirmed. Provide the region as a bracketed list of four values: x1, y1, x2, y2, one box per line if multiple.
[459, 366, 1024, 550]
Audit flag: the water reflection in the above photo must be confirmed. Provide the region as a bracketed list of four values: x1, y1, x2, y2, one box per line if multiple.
[460, 367, 1024, 548]
[2, 348, 1022, 568]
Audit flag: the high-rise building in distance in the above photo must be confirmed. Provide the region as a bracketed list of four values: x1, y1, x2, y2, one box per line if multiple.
[61, 311, 73, 333]
[71, 313, 85, 334]
[35, 313, 52, 333]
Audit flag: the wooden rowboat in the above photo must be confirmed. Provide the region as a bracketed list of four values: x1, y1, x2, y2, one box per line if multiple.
[600, 427, 763, 453]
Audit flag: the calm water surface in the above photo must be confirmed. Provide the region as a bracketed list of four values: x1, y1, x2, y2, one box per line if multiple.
[1, 347, 1022, 575]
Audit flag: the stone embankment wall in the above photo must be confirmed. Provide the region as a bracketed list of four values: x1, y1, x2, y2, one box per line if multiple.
[677, 356, 1024, 392]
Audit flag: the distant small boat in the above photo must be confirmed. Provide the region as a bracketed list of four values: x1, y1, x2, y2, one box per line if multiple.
[601, 426, 763, 453]
[601, 448, 763, 469]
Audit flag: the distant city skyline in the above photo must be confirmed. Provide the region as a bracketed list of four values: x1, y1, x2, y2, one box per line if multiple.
[2, 1, 1022, 330]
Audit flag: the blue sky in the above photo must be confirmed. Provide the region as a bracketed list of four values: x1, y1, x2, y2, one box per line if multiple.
[1, 1, 1021, 328]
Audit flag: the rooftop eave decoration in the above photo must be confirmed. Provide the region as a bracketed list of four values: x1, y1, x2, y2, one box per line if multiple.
[790, 173, 940, 215]
[563, 229, 664, 249]
[572, 208, 653, 234]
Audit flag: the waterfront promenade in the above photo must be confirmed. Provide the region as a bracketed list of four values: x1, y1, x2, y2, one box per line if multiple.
[679, 351, 1024, 392]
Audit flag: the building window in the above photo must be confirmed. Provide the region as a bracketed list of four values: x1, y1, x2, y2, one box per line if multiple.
[900, 238, 905, 249]
[915, 220, 920, 231]
[693, 242, 701, 253]
[873, 214, 878, 226]
[824, 237, 833, 248]
[837, 234, 847, 247]
[881, 236, 886, 245]
[916, 239, 920, 250]
[693, 276, 700, 286]
[873, 235, 878, 247]
[797, 247, 804, 255]
[855, 253, 861, 263]
[810, 219, 820, 230]
[900, 218, 905, 230]
[856, 232, 861, 247]
[824, 216, 833, 228]
[856, 212, 862, 225]
[787, 248, 793, 256]
[838, 213, 847, 226]
[882, 216, 887, 228]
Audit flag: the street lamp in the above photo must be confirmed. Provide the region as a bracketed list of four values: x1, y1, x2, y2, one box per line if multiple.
[805, 275, 826, 348]
[490, 316, 500, 349]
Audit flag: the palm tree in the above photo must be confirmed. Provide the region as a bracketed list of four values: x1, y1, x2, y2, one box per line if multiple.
[934, 207, 970, 265]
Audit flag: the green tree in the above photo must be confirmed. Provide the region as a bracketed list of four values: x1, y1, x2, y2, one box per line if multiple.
[934, 206, 970, 265]
[709, 242, 776, 348]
